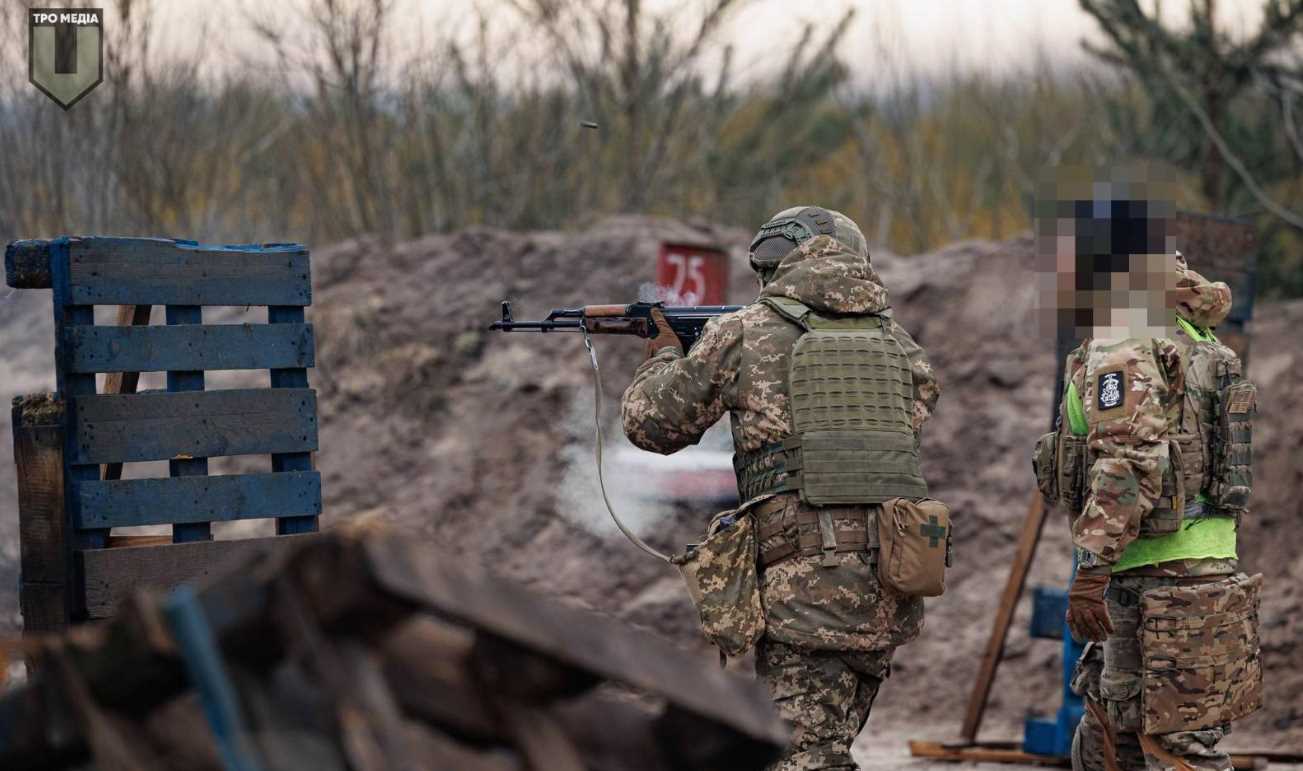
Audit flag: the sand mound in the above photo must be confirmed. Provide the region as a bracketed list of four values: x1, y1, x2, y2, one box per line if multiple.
[0, 217, 1298, 748]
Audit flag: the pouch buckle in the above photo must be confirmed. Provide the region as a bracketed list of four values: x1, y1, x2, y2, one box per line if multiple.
[817, 509, 839, 567]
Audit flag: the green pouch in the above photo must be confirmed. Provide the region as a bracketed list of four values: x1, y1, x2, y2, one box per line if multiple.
[672, 502, 766, 657]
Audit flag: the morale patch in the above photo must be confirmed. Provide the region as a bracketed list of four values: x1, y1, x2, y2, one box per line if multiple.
[1228, 388, 1255, 414]
[1097, 371, 1124, 410]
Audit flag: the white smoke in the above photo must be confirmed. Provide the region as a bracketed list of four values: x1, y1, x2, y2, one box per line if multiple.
[556, 385, 671, 539]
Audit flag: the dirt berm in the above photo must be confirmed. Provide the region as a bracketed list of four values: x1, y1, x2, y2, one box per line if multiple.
[0, 216, 1299, 752]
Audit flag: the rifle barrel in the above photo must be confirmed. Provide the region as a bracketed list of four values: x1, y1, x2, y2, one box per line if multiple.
[489, 320, 584, 332]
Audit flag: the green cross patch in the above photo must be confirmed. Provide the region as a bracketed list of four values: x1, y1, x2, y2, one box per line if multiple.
[919, 515, 946, 548]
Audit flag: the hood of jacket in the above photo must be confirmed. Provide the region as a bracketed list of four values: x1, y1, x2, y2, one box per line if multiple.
[1172, 252, 1232, 328]
[758, 235, 889, 315]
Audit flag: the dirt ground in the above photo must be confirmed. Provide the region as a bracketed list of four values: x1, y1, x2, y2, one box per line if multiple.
[0, 217, 1300, 761]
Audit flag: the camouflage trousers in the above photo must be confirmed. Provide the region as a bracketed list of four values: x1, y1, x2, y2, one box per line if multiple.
[1071, 574, 1232, 771]
[755, 638, 893, 771]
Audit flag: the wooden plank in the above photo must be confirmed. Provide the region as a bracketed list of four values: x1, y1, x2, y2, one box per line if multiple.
[909, 741, 1068, 766]
[361, 534, 788, 747]
[101, 304, 153, 483]
[66, 237, 310, 306]
[73, 471, 322, 529]
[908, 741, 1280, 770]
[68, 388, 318, 465]
[960, 492, 1049, 743]
[166, 304, 212, 543]
[67, 322, 315, 374]
[49, 238, 109, 561]
[12, 396, 70, 633]
[269, 305, 318, 535]
[18, 583, 68, 634]
[79, 535, 317, 620]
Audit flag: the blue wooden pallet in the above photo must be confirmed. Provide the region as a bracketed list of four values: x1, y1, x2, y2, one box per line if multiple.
[31, 236, 323, 620]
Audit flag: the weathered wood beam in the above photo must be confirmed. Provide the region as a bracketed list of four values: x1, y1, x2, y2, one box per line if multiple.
[4, 240, 52, 289]
[12, 395, 71, 633]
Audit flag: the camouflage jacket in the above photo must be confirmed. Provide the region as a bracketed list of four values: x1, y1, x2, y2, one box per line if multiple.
[621, 235, 940, 651]
[1064, 336, 1182, 568]
[1063, 258, 1237, 573]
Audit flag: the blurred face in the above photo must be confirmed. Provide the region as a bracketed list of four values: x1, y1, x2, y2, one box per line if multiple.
[1036, 217, 1180, 340]
[1034, 168, 1180, 341]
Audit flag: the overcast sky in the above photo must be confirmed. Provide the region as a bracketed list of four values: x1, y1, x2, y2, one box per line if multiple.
[143, 0, 1268, 84]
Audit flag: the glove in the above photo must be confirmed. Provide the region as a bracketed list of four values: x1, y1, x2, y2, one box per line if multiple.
[1066, 566, 1114, 643]
[644, 307, 684, 359]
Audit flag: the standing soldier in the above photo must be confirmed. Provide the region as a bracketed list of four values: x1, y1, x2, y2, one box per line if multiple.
[622, 207, 946, 770]
[1036, 200, 1263, 771]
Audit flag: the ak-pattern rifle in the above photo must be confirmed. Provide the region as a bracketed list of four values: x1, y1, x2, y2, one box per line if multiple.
[489, 301, 742, 351]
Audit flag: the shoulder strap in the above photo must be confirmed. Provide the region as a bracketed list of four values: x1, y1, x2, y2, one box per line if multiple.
[760, 297, 883, 332]
[760, 297, 813, 330]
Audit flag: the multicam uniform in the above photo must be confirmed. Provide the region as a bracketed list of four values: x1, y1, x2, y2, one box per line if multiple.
[1057, 259, 1261, 771]
[622, 235, 940, 771]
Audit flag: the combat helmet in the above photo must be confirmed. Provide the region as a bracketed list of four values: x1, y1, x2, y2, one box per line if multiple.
[749, 206, 868, 276]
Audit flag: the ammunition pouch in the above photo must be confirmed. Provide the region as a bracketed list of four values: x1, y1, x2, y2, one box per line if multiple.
[672, 501, 767, 657]
[1209, 373, 1256, 519]
[1173, 431, 1207, 506]
[1137, 440, 1186, 537]
[1033, 431, 1058, 505]
[1035, 426, 1186, 533]
[1033, 429, 1089, 514]
[1139, 573, 1263, 734]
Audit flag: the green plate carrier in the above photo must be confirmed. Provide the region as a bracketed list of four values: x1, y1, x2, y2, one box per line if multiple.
[733, 297, 928, 505]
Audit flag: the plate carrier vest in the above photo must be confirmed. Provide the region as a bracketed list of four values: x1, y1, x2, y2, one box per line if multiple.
[732, 297, 928, 506]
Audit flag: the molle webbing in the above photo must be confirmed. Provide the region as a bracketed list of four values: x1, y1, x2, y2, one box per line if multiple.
[734, 441, 796, 502]
[757, 507, 879, 568]
[734, 298, 928, 505]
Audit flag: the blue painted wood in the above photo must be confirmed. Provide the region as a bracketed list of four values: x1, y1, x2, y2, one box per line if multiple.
[65, 323, 315, 373]
[166, 305, 211, 543]
[71, 471, 322, 529]
[49, 237, 108, 556]
[68, 388, 318, 465]
[162, 586, 266, 771]
[66, 237, 310, 306]
[268, 305, 318, 536]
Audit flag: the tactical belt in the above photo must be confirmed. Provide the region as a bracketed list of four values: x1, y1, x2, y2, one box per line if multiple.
[757, 505, 878, 568]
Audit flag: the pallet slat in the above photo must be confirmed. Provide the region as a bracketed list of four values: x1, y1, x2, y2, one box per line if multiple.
[269, 305, 318, 535]
[69, 388, 318, 465]
[79, 535, 317, 619]
[72, 471, 322, 529]
[65, 238, 310, 306]
[66, 323, 315, 373]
